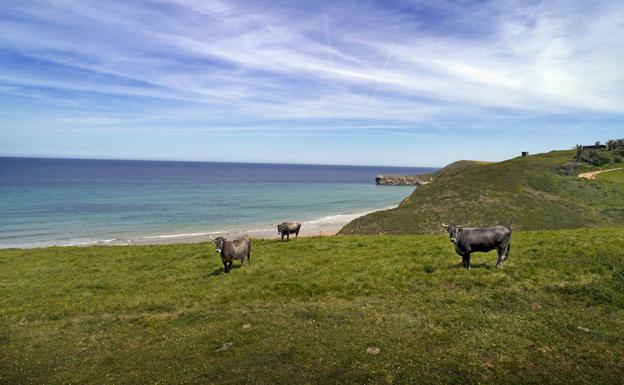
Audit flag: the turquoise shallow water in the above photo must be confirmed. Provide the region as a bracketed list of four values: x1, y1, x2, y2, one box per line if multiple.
[0, 158, 435, 247]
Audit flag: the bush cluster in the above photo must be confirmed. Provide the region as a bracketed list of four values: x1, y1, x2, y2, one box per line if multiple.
[575, 140, 624, 165]
[592, 151, 614, 166]
[578, 148, 623, 165]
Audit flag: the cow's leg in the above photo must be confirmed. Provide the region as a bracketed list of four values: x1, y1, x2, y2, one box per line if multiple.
[461, 253, 467, 268]
[495, 247, 503, 268]
[466, 253, 471, 269]
[223, 261, 228, 273]
[286, 233, 290, 241]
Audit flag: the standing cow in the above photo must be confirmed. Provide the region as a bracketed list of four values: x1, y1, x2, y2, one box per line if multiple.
[442, 224, 511, 269]
[208, 234, 251, 273]
[277, 222, 301, 241]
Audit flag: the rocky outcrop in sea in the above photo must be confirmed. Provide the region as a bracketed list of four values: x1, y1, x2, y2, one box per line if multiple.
[375, 174, 432, 186]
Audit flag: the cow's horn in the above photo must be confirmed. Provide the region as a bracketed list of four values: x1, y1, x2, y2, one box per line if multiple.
[441, 223, 449, 228]
[208, 233, 215, 241]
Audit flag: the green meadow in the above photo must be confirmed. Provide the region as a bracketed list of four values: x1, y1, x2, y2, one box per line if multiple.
[597, 168, 624, 182]
[2, 228, 624, 384]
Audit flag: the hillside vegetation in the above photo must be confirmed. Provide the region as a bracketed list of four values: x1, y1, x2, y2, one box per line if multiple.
[340, 150, 624, 235]
[2, 228, 624, 384]
[597, 168, 624, 182]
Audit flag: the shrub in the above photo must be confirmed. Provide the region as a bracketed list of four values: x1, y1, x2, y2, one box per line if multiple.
[592, 151, 614, 166]
[557, 163, 579, 176]
[580, 150, 595, 164]
[614, 154, 623, 163]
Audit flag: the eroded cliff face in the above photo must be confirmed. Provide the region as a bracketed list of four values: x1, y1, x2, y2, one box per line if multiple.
[375, 174, 432, 186]
[374, 160, 485, 186]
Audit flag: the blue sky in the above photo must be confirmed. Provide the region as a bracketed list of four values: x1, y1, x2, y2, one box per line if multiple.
[0, 0, 623, 166]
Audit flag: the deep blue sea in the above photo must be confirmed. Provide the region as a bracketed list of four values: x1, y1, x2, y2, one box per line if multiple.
[0, 157, 436, 248]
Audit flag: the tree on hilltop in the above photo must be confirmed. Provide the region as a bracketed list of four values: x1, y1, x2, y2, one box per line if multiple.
[575, 144, 583, 162]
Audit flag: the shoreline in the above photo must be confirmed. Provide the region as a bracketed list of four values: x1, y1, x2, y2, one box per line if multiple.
[112, 206, 396, 245]
[2, 206, 397, 249]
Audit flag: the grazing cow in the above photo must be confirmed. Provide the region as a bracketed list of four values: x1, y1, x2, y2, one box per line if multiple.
[209, 234, 251, 273]
[442, 224, 511, 269]
[277, 222, 301, 241]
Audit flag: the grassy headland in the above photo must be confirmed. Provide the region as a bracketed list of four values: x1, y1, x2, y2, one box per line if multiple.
[340, 150, 624, 235]
[2, 228, 624, 384]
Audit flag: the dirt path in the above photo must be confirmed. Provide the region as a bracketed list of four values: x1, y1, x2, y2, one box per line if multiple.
[577, 167, 623, 180]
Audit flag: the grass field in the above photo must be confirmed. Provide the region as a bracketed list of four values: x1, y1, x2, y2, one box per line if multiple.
[340, 150, 624, 235]
[2, 228, 624, 384]
[597, 168, 624, 182]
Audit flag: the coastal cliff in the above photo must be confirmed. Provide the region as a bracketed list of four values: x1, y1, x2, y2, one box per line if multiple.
[375, 160, 482, 186]
[375, 174, 432, 186]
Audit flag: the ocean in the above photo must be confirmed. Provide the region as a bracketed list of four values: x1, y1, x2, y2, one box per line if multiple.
[0, 157, 436, 248]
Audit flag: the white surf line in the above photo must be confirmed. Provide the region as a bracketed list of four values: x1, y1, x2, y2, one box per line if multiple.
[141, 231, 225, 239]
[303, 205, 398, 228]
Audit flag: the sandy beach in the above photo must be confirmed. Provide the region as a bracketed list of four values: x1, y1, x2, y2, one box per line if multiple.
[128, 224, 342, 245]
[124, 208, 392, 246]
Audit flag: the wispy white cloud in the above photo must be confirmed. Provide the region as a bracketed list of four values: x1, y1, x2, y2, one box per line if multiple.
[0, 0, 623, 163]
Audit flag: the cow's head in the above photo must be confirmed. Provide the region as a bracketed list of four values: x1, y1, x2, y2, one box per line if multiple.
[208, 234, 226, 253]
[277, 224, 283, 234]
[442, 224, 463, 244]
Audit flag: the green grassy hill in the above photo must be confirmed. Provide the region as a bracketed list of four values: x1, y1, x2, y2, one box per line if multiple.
[2, 228, 624, 384]
[340, 150, 624, 235]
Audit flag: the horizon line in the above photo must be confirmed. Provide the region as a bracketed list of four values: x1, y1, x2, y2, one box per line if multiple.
[0, 154, 443, 169]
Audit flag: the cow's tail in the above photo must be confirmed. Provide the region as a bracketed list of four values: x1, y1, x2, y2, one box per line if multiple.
[503, 226, 511, 261]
